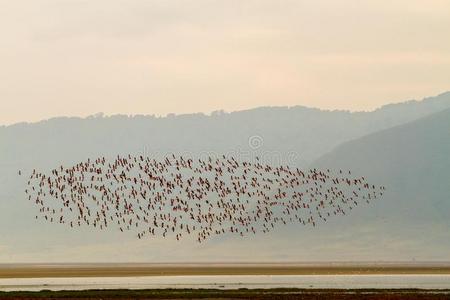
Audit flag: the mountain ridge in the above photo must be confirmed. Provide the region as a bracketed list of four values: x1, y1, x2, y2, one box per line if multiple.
[2, 91, 449, 129]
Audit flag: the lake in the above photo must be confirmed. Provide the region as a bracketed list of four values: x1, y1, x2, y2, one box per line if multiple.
[1, 274, 450, 291]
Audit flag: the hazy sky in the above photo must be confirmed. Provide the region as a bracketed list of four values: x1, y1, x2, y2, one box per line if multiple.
[1, 0, 450, 125]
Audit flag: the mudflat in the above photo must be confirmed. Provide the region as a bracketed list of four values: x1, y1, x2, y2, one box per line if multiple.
[1, 263, 450, 278]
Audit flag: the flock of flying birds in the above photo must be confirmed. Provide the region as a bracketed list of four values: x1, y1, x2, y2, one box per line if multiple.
[22, 154, 385, 243]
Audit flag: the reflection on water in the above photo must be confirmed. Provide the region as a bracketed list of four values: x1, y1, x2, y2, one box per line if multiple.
[1, 275, 450, 291]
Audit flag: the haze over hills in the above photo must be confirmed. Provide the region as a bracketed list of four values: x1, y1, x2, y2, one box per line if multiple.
[196, 107, 450, 262]
[1, 91, 450, 169]
[0, 92, 449, 262]
[310, 108, 450, 258]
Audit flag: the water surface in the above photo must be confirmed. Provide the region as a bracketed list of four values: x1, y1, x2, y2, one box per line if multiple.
[1, 275, 450, 291]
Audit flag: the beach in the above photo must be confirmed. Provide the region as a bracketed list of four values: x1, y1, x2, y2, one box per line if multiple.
[1, 263, 450, 278]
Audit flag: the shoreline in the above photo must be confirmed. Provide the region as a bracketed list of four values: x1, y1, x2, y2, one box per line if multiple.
[1, 264, 450, 278]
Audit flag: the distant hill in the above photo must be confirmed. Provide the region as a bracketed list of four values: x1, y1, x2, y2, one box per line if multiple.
[198, 108, 450, 262]
[309, 108, 450, 260]
[313, 107, 450, 223]
[0, 92, 450, 262]
[1, 91, 450, 169]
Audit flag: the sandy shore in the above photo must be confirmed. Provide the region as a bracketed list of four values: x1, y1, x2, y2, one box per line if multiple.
[1, 263, 450, 278]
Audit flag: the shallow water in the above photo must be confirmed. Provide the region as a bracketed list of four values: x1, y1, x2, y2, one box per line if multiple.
[1, 275, 450, 291]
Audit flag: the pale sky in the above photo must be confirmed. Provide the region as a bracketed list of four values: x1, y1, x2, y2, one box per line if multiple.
[1, 0, 450, 125]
